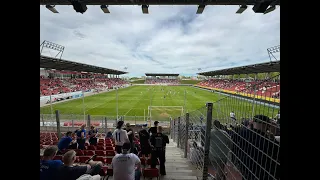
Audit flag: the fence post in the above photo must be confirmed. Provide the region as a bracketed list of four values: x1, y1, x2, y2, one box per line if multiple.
[104, 117, 107, 134]
[172, 119, 176, 142]
[135, 116, 136, 125]
[87, 114, 91, 131]
[184, 113, 189, 158]
[55, 110, 61, 139]
[177, 117, 181, 148]
[202, 102, 213, 180]
[170, 119, 172, 139]
[41, 114, 44, 127]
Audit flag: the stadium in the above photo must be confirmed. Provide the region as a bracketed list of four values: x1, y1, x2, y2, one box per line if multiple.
[40, 1, 280, 180]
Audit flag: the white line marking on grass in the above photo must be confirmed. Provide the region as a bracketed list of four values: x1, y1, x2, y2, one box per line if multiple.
[123, 108, 133, 116]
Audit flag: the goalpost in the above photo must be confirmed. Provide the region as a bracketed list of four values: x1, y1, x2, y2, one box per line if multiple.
[147, 106, 184, 125]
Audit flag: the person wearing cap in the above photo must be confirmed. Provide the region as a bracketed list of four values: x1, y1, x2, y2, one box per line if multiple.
[111, 142, 142, 180]
[58, 150, 103, 180]
[112, 121, 129, 154]
[40, 145, 63, 180]
[238, 115, 280, 180]
[139, 124, 152, 160]
[150, 126, 169, 175]
[58, 131, 76, 153]
[148, 121, 159, 135]
[125, 123, 134, 153]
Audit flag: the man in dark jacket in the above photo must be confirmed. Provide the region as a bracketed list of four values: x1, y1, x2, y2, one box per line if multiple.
[150, 126, 169, 175]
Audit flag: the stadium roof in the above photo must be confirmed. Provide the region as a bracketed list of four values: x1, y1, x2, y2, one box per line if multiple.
[145, 73, 179, 76]
[40, 0, 280, 5]
[40, 55, 127, 75]
[198, 61, 280, 76]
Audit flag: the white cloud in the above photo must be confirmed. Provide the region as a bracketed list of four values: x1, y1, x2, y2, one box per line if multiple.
[40, 5, 280, 77]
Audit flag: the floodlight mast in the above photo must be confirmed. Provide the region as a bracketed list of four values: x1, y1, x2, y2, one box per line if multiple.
[40, 40, 65, 59]
[267, 45, 280, 62]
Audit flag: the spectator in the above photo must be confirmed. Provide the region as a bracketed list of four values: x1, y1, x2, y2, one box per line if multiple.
[58, 131, 76, 152]
[113, 121, 129, 154]
[40, 146, 63, 180]
[138, 124, 152, 160]
[209, 120, 232, 180]
[148, 121, 159, 135]
[238, 115, 280, 180]
[88, 126, 98, 145]
[106, 129, 113, 138]
[125, 123, 134, 153]
[150, 126, 169, 175]
[111, 142, 142, 180]
[58, 150, 102, 180]
[76, 124, 86, 150]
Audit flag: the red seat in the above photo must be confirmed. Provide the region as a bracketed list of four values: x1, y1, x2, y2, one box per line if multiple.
[105, 146, 114, 151]
[78, 156, 91, 163]
[53, 155, 63, 161]
[95, 150, 106, 156]
[97, 143, 104, 146]
[105, 143, 113, 147]
[105, 158, 112, 165]
[147, 158, 160, 165]
[74, 149, 84, 156]
[94, 156, 106, 164]
[143, 168, 160, 180]
[87, 145, 96, 150]
[96, 146, 105, 150]
[105, 150, 115, 156]
[140, 157, 146, 166]
[84, 150, 95, 156]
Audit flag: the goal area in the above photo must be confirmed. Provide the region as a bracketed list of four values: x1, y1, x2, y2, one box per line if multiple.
[148, 106, 184, 122]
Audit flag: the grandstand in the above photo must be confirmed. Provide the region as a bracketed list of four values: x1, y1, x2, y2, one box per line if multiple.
[40, 55, 129, 105]
[145, 73, 180, 85]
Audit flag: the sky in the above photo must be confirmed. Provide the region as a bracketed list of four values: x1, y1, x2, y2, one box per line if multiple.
[40, 5, 280, 77]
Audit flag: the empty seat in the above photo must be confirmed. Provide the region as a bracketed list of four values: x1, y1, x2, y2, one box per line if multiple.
[95, 150, 106, 156]
[143, 168, 160, 180]
[84, 150, 95, 156]
[78, 156, 91, 163]
[96, 146, 105, 150]
[74, 149, 84, 156]
[105, 150, 115, 157]
[105, 146, 114, 151]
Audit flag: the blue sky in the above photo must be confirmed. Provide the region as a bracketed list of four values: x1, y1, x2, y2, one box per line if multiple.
[40, 5, 280, 77]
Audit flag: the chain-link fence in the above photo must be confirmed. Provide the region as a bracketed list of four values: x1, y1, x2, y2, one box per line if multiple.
[171, 75, 280, 180]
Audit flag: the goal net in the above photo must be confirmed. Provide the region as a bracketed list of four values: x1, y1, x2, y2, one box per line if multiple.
[148, 106, 184, 122]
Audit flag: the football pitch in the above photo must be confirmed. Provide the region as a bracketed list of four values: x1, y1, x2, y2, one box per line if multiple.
[40, 85, 279, 122]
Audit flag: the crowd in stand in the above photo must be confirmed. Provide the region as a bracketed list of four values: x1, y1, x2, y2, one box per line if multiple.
[197, 79, 280, 98]
[190, 113, 280, 180]
[145, 79, 180, 85]
[40, 76, 128, 96]
[40, 121, 169, 180]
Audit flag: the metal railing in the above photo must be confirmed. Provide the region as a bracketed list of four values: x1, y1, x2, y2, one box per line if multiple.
[171, 75, 280, 180]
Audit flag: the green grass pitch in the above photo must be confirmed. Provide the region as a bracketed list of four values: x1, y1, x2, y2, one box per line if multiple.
[40, 85, 279, 122]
